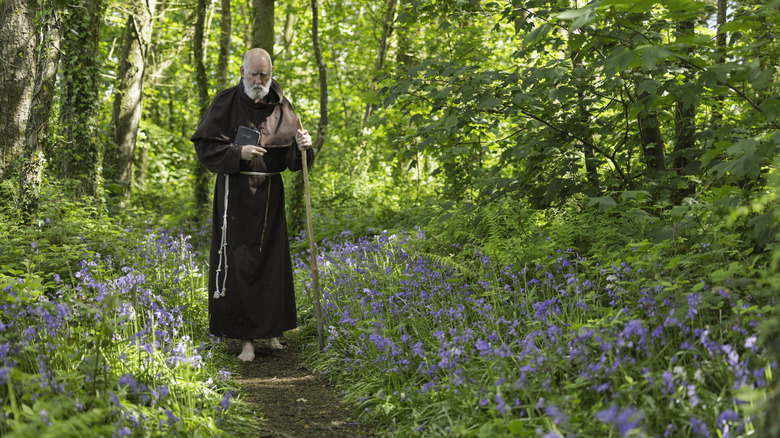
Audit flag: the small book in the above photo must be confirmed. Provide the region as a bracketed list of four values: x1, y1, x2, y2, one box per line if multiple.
[234, 125, 261, 146]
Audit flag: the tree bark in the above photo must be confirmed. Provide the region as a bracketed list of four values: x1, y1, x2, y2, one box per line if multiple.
[57, 0, 104, 198]
[0, 0, 37, 182]
[711, 0, 727, 124]
[108, 0, 157, 200]
[18, 2, 62, 220]
[252, 0, 275, 56]
[352, 0, 397, 175]
[193, 0, 212, 219]
[672, 19, 696, 174]
[569, 49, 600, 189]
[635, 82, 667, 173]
[279, 2, 297, 58]
[289, 0, 328, 234]
[362, 0, 397, 124]
[216, 0, 231, 89]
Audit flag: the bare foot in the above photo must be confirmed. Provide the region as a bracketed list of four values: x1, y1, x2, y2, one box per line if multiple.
[238, 339, 255, 361]
[266, 337, 284, 350]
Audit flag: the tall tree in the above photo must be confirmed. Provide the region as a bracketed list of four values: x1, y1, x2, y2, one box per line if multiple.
[289, 0, 328, 232]
[252, 0, 274, 55]
[216, 0, 232, 89]
[672, 18, 697, 174]
[193, 0, 212, 218]
[18, 2, 62, 219]
[279, 1, 299, 58]
[352, 0, 397, 173]
[362, 0, 397, 124]
[107, 0, 158, 199]
[0, 0, 37, 182]
[57, 0, 104, 198]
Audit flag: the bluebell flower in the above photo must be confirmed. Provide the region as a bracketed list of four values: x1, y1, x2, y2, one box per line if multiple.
[690, 416, 709, 436]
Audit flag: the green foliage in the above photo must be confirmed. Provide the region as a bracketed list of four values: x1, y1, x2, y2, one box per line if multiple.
[298, 205, 775, 436]
[0, 178, 259, 437]
[55, 0, 106, 198]
[374, 0, 779, 210]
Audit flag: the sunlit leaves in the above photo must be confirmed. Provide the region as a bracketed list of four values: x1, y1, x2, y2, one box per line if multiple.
[557, 7, 597, 30]
[637, 45, 673, 70]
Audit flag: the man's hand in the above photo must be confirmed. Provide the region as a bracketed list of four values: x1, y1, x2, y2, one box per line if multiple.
[241, 145, 267, 161]
[296, 129, 312, 151]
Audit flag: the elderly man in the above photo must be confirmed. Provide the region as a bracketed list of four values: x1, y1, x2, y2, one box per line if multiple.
[191, 48, 313, 361]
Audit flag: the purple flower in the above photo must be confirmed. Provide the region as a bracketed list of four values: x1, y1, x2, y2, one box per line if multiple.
[690, 416, 709, 436]
[661, 371, 674, 396]
[218, 390, 232, 411]
[595, 404, 643, 435]
[495, 393, 508, 414]
[164, 409, 179, 426]
[118, 374, 139, 394]
[544, 404, 568, 426]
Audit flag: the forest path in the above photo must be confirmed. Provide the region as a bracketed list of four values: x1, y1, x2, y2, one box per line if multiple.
[228, 337, 377, 438]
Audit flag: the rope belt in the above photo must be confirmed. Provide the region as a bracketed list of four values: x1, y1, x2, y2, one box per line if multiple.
[213, 172, 277, 299]
[239, 171, 280, 176]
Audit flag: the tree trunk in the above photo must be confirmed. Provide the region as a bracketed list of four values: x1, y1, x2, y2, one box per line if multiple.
[711, 0, 727, 124]
[57, 0, 104, 198]
[569, 50, 599, 189]
[216, 0, 231, 89]
[252, 0, 274, 56]
[672, 19, 696, 174]
[193, 0, 212, 219]
[18, 3, 62, 220]
[108, 0, 157, 200]
[362, 0, 397, 124]
[0, 0, 37, 182]
[352, 0, 397, 175]
[635, 81, 667, 173]
[289, 0, 328, 234]
[279, 2, 297, 58]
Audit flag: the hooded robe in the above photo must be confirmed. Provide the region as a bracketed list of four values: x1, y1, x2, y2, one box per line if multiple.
[191, 79, 313, 339]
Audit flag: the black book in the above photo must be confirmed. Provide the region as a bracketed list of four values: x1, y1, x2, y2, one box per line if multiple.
[234, 126, 261, 146]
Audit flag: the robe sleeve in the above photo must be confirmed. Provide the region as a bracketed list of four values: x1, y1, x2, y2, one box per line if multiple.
[191, 89, 243, 175]
[286, 141, 314, 172]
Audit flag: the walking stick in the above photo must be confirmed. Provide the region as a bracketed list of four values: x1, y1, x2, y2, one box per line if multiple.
[298, 117, 325, 351]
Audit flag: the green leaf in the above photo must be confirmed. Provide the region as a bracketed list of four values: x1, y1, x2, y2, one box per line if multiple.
[761, 99, 780, 122]
[588, 196, 616, 211]
[604, 46, 636, 76]
[735, 385, 765, 403]
[701, 140, 731, 166]
[665, 0, 707, 13]
[599, 0, 657, 10]
[636, 79, 660, 97]
[478, 97, 503, 110]
[557, 7, 596, 29]
[639, 46, 673, 69]
[620, 190, 651, 202]
[507, 419, 525, 434]
[523, 23, 552, 48]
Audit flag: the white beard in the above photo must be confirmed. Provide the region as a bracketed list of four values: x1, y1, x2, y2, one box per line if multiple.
[243, 77, 272, 101]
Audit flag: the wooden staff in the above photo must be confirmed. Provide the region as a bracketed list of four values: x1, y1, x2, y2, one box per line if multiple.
[298, 117, 325, 351]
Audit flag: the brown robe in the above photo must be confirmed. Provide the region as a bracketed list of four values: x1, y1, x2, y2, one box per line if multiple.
[191, 79, 313, 340]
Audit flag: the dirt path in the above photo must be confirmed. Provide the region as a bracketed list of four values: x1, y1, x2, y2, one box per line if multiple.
[230, 337, 377, 438]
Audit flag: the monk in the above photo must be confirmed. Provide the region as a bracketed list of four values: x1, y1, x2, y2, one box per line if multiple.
[191, 48, 313, 361]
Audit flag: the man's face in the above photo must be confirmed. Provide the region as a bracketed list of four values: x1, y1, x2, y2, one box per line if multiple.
[241, 56, 273, 101]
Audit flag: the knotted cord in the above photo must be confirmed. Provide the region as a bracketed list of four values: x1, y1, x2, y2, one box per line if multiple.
[213, 172, 278, 300]
[214, 174, 230, 299]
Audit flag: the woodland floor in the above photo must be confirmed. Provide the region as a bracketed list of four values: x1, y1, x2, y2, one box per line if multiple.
[227, 336, 379, 438]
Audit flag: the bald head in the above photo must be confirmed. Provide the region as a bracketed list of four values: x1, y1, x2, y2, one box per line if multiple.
[241, 48, 274, 102]
[243, 48, 272, 69]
